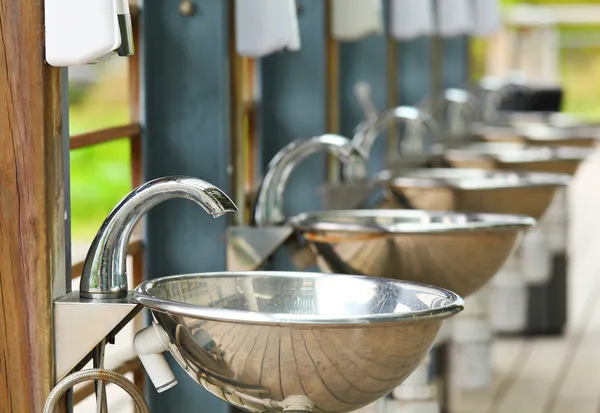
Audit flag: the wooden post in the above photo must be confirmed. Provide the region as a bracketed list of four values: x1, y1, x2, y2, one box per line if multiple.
[0, 0, 66, 412]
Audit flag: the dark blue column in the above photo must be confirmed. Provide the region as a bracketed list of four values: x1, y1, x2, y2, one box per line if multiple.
[142, 1, 232, 412]
[442, 36, 470, 89]
[338, 32, 387, 174]
[260, 0, 327, 219]
[398, 37, 433, 106]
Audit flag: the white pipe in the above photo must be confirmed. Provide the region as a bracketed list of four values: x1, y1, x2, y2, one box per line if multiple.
[134, 322, 178, 393]
[451, 287, 493, 390]
[490, 251, 528, 334]
[392, 353, 440, 412]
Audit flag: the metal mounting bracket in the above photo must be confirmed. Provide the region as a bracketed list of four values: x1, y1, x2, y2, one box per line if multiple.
[226, 225, 295, 271]
[54, 291, 142, 381]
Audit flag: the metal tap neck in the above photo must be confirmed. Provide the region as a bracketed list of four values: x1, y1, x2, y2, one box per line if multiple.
[352, 106, 439, 161]
[253, 134, 367, 227]
[80, 176, 237, 300]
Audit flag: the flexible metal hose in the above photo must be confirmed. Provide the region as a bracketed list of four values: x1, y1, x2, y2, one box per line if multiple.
[44, 368, 149, 413]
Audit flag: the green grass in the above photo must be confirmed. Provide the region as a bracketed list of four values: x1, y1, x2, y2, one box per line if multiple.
[69, 74, 131, 241]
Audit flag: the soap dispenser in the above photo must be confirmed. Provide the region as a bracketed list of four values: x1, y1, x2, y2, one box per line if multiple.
[235, 0, 301, 58]
[45, 0, 134, 67]
[390, 0, 435, 41]
[472, 0, 503, 37]
[331, 0, 384, 42]
[436, 0, 474, 37]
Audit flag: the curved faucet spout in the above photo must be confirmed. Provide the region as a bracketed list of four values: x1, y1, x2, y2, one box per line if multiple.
[439, 88, 479, 137]
[352, 106, 439, 162]
[80, 176, 238, 299]
[253, 134, 367, 227]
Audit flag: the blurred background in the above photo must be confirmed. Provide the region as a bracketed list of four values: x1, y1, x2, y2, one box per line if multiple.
[67, 1, 600, 411]
[68, 0, 600, 252]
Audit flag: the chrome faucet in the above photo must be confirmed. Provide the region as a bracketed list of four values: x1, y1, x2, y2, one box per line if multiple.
[435, 88, 479, 139]
[253, 135, 367, 227]
[80, 176, 238, 299]
[352, 81, 439, 163]
[352, 106, 440, 162]
[479, 76, 527, 123]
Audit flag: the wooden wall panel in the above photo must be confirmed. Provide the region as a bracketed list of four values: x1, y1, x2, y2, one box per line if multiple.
[0, 0, 66, 411]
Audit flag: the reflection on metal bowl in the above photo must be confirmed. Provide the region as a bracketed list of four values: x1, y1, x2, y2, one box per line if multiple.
[472, 122, 600, 148]
[443, 142, 593, 175]
[290, 210, 534, 297]
[378, 167, 570, 220]
[134, 272, 464, 413]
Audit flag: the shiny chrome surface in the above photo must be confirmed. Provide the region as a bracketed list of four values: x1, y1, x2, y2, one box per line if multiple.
[443, 142, 593, 175]
[253, 135, 367, 227]
[472, 122, 600, 148]
[80, 176, 238, 299]
[378, 168, 570, 220]
[352, 106, 440, 161]
[133, 271, 464, 412]
[290, 210, 534, 297]
[420, 88, 479, 140]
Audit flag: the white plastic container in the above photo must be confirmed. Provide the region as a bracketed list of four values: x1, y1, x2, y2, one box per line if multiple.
[451, 288, 493, 389]
[45, 0, 125, 66]
[490, 265, 528, 333]
[235, 0, 301, 57]
[451, 341, 491, 390]
[471, 0, 503, 37]
[389, 0, 435, 40]
[435, 0, 473, 37]
[331, 0, 384, 41]
[520, 224, 552, 284]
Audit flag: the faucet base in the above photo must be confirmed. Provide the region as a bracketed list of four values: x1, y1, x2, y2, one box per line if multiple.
[54, 291, 142, 381]
[79, 290, 129, 300]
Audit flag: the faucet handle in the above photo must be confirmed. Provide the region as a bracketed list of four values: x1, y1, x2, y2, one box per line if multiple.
[354, 82, 379, 122]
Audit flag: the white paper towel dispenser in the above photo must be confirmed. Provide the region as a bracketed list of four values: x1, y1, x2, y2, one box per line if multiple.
[390, 0, 435, 41]
[45, 0, 134, 67]
[472, 0, 503, 37]
[436, 0, 474, 37]
[235, 0, 301, 58]
[331, 0, 384, 42]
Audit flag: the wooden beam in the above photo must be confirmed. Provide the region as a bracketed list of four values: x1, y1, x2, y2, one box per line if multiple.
[70, 123, 141, 150]
[0, 0, 66, 412]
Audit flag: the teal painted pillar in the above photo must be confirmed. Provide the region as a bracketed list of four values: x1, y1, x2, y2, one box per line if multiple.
[142, 1, 233, 412]
[442, 36, 470, 89]
[338, 14, 387, 174]
[398, 37, 433, 105]
[260, 0, 328, 219]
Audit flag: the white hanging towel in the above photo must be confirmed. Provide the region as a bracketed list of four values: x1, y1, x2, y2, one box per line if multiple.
[331, 0, 384, 41]
[390, 0, 435, 40]
[436, 0, 474, 37]
[235, 0, 301, 58]
[471, 0, 503, 37]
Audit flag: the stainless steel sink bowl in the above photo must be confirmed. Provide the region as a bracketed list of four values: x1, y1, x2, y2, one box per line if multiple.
[134, 271, 464, 413]
[442, 143, 592, 175]
[289, 210, 534, 297]
[377, 168, 571, 220]
[471, 122, 600, 148]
